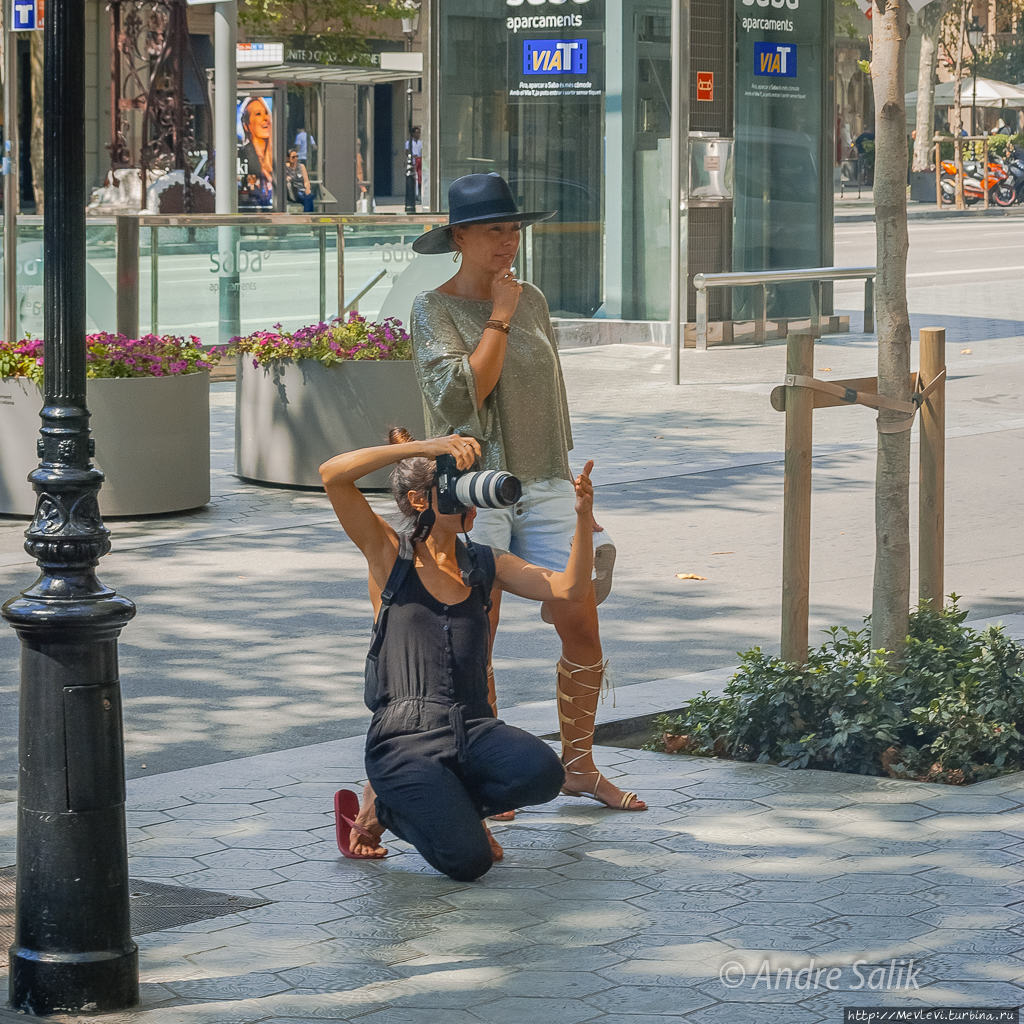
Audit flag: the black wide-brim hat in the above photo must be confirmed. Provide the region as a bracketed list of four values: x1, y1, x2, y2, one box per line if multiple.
[411, 173, 555, 255]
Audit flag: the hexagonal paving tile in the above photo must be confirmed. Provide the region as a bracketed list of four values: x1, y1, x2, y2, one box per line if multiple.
[493, 969, 612, 999]
[912, 905, 1024, 929]
[817, 893, 937, 917]
[814, 915, 934, 943]
[537, 878, 653, 901]
[720, 902, 834, 928]
[164, 971, 292, 1000]
[583, 982, 715, 1016]
[824, 873, 937, 895]
[713, 923, 830, 951]
[911, 929, 1024, 955]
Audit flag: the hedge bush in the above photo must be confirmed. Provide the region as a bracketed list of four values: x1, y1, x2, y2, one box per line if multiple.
[652, 600, 1024, 785]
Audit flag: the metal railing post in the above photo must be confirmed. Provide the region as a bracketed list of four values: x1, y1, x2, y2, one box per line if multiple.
[758, 283, 768, 343]
[864, 276, 874, 334]
[150, 225, 159, 335]
[318, 225, 326, 323]
[116, 214, 139, 338]
[695, 280, 707, 350]
[336, 223, 345, 321]
[811, 279, 821, 338]
[3, 16, 18, 345]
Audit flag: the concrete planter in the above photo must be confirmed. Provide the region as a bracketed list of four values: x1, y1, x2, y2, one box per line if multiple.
[0, 372, 211, 516]
[910, 170, 937, 204]
[236, 358, 425, 490]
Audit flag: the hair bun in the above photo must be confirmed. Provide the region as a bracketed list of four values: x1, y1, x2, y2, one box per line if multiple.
[388, 426, 415, 445]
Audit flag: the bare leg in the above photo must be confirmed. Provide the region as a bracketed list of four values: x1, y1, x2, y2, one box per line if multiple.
[351, 781, 388, 858]
[482, 821, 504, 860]
[550, 593, 646, 811]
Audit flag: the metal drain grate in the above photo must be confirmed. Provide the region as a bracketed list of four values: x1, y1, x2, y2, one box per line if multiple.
[0, 865, 270, 967]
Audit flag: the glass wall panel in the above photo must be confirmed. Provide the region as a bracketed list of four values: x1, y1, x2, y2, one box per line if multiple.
[0, 220, 118, 339]
[437, 0, 607, 318]
[733, 0, 832, 318]
[146, 225, 331, 343]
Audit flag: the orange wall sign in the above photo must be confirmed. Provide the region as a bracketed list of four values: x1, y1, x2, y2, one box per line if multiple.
[696, 71, 714, 102]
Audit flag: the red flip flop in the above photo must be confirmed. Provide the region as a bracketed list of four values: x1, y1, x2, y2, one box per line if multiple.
[334, 789, 386, 859]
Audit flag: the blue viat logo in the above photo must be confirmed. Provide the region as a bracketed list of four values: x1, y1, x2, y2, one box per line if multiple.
[522, 39, 588, 75]
[754, 42, 797, 77]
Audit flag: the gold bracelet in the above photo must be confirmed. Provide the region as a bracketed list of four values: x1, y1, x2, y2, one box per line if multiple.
[484, 319, 511, 335]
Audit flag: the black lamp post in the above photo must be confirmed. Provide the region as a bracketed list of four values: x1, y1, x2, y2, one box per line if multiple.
[1, 0, 138, 1013]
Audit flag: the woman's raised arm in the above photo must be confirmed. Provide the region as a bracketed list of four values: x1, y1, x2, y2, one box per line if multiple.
[493, 461, 596, 603]
[319, 435, 482, 583]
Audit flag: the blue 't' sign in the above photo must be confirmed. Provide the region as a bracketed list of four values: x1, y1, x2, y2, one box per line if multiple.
[11, 0, 40, 30]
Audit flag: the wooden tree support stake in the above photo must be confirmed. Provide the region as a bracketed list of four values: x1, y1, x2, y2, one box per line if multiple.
[774, 329, 947, 665]
[918, 327, 945, 609]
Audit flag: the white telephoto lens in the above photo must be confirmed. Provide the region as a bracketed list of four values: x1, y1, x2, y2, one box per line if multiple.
[454, 471, 521, 509]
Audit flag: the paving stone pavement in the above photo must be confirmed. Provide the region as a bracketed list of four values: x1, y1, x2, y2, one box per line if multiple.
[2, 671, 1024, 1024]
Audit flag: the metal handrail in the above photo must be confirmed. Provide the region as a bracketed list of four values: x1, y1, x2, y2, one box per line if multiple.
[112, 211, 447, 339]
[4, 213, 449, 228]
[127, 212, 447, 227]
[693, 265, 876, 350]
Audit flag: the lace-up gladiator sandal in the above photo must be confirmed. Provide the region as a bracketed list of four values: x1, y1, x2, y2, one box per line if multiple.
[556, 657, 645, 811]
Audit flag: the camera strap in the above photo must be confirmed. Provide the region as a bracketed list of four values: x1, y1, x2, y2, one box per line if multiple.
[457, 535, 496, 615]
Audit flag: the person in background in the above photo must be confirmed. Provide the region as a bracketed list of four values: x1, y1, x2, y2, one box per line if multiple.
[285, 148, 314, 213]
[295, 127, 315, 164]
[405, 126, 423, 201]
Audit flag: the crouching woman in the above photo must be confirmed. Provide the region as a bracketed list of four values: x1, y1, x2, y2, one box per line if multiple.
[319, 430, 598, 882]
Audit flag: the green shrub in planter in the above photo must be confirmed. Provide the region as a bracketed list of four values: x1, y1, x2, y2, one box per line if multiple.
[230, 312, 411, 367]
[230, 313, 423, 490]
[653, 600, 1024, 785]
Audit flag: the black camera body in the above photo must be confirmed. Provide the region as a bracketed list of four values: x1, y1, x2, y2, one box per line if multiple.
[435, 453, 523, 515]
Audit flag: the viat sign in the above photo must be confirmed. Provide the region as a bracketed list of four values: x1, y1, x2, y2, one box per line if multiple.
[741, 0, 800, 7]
[505, 0, 592, 6]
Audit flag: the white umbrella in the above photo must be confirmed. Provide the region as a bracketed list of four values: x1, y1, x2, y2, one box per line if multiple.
[906, 77, 1024, 111]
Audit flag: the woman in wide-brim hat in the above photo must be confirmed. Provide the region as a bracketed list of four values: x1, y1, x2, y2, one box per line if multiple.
[408, 173, 646, 814]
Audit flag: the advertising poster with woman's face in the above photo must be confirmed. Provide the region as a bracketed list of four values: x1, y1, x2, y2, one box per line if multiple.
[237, 96, 275, 208]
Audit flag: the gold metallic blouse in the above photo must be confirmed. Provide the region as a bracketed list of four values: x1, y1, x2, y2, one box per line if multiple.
[410, 284, 573, 483]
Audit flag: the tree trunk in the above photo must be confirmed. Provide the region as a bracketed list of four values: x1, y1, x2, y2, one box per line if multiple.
[951, 1, 967, 210]
[912, 3, 945, 172]
[870, 0, 913, 659]
[29, 30, 43, 215]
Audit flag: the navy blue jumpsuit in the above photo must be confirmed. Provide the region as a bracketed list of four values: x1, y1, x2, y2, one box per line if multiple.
[364, 536, 565, 881]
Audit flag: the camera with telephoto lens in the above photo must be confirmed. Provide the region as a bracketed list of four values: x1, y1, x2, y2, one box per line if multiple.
[435, 453, 522, 515]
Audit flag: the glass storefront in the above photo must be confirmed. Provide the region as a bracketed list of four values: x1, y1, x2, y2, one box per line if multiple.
[434, 0, 833, 325]
[733, 0, 834, 318]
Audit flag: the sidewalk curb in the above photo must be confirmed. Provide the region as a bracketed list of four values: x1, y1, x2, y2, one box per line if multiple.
[836, 204, 1024, 224]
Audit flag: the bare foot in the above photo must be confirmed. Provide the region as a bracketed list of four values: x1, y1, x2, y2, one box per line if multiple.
[562, 769, 647, 812]
[351, 782, 388, 858]
[488, 809, 516, 822]
[482, 821, 504, 861]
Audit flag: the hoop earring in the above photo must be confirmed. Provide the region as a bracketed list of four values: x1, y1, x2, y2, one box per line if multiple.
[452, 250, 462, 263]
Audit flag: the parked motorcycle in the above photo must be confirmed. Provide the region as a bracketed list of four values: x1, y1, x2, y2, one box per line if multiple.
[992, 147, 1024, 206]
[939, 158, 1007, 206]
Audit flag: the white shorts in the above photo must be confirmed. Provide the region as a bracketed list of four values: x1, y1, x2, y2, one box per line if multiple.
[470, 477, 577, 572]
